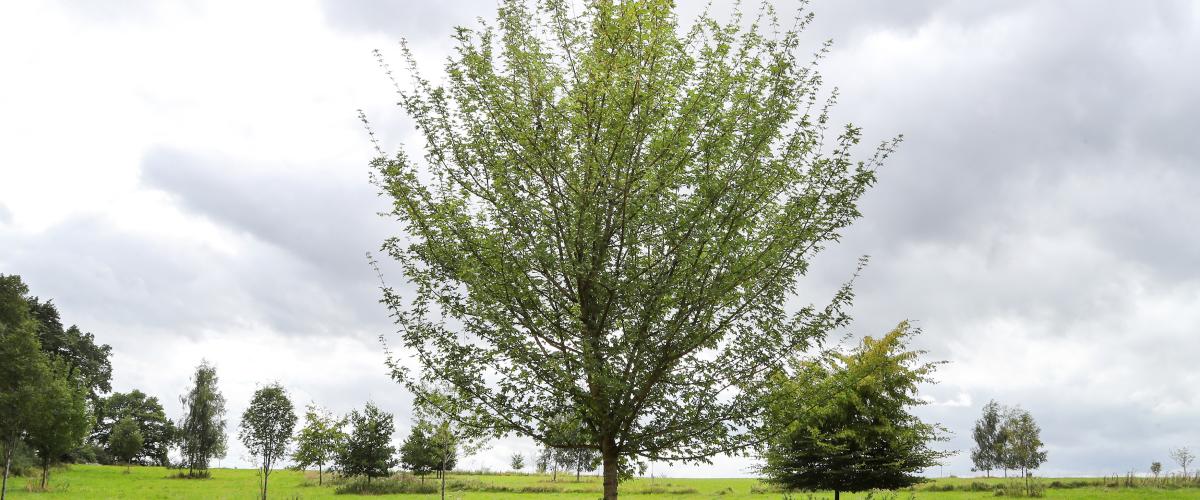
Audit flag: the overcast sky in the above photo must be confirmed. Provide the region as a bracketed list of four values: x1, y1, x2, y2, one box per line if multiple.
[2, 0, 1198, 478]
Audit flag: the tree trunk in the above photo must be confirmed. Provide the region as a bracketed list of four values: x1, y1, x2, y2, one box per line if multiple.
[601, 438, 619, 500]
[40, 456, 49, 490]
[440, 456, 447, 500]
[318, 463, 323, 486]
[2, 440, 13, 500]
[834, 490, 840, 500]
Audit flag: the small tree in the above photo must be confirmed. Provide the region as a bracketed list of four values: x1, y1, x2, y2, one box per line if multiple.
[109, 416, 144, 473]
[509, 452, 525, 471]
[759, 322, 952, 500]
[413, 388, 488, 500]
[1002, 408, 1047, 495]
[24, 364, 91, 490]
[177, 361, 227, 478]
[1170, 447, 1195, 477]
[1151, 461, 1162, 480]
[970, 400, 1004, 477]
[292, 404, 344, 486]
[399, 420, 436, 482]
[239, 383, 296, 500]
[336, 402, 396, 484]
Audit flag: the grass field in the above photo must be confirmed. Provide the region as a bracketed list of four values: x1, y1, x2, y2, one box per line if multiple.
[2, 465, 1198, 499]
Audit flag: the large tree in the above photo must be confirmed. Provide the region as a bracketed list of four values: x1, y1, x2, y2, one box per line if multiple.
[970, 400, 1004, 477]
[177, 361, 227, 478]
[0, 275, 51, 500]
[371, 1, 892, 498]
[239, 383, 297, 500]
[92, 390, 176, 466]
[292, 404, 344, 486]
[336, 402, 396, 484]
[758, 322, 951, 500]
[399, 420, 437, 481]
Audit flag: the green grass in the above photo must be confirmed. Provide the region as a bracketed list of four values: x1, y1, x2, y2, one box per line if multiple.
[2, 465, 1198, 499]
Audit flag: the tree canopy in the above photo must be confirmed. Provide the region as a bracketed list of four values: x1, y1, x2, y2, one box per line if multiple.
[759, 322, 951, 500]
[970, 400, 1004, 477]
[371, 0, 894, 497]
[109, 416, 144, 471]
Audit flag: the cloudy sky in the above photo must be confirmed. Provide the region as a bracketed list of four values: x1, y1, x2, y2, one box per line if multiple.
[2, 0, 1198, 478]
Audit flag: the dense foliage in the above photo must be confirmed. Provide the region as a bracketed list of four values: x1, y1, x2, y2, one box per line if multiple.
[971, 400, 1004, 477]
[336, 402, 396, 483]
[371, 0, 893, 497]
[759, 322, 950, 500]
[92, 390, 175, 466]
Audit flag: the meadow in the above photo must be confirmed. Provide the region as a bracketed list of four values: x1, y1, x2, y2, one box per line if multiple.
[2, 465, 1198, 499]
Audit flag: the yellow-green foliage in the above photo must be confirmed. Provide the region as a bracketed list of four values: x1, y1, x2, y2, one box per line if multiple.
[3, 465, 1200, 499]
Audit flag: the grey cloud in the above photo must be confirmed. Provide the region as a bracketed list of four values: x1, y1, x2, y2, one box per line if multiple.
[319, 0, 496, 41]
[0, 202, 11, 225]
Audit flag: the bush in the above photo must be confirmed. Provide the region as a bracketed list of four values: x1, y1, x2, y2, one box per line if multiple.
[335, 477, 438, 495]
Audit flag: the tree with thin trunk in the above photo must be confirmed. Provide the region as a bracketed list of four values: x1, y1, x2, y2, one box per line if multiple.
[110, 416, 144, 473]
[25, 362, 91, 491]
[1171, 447, 1195, 477]
[1151, 461, 1162, 480]
[1003, 407, 1047, 496]
[239, 383, 297, 500]
[335, 402, 396, 484]
[176, 361, 227, 478]
[292, 404, 344, 486]
[413, 388, 488, 500]
[970, 400, 1003, 478]
[0, 275, 52, 500]
[370, 1, 892, 498]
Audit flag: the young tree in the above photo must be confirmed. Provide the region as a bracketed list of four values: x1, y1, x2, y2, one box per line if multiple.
[509, 452, 525, 471]
[399, 420, 436, 481]
[759, 322, 951, 500]
[336, 402, 396, 484]
[372, 1, 892, 497]
[239, 383, 297, 500]
[92, 390, 176, 466]
[1151, 461, 1162, 480]
[109, 416, 144, 473]
[24, 364, 91, 490]
[410, 387, 488, 500]
[1002, 408, 1047, 495]
[292, 404, 344, 486]
[177, 361, 227, 478]
[970, 400, 1004, 477]
[1170, 447, 1195, 476]
[0, 275, 52, 500]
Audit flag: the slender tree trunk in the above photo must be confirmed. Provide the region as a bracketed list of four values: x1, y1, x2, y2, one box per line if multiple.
[601, 438, 619, 500]
[441, 456, 447, 500]
[40, 456, 49, 490]
[2, 439, 13, 500]
[834, 490, 840, 500]
[318, 463, 323, 486]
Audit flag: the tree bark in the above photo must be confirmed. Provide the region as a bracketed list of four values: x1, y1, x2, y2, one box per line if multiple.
[40, 456, 48, 490]
[834, 490, 840, 500]
[601, 438, 619, 500]
[441, 455, 447, 500]
[318, 463, 323, 486]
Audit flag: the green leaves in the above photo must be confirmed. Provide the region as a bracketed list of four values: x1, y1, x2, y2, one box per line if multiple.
[372, 0, 895, 491]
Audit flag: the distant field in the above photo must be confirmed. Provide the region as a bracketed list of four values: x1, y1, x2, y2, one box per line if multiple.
[2, 465, 1198, 499]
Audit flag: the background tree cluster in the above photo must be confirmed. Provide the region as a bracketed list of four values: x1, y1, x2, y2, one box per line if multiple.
[971, 400, 1048, 494]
